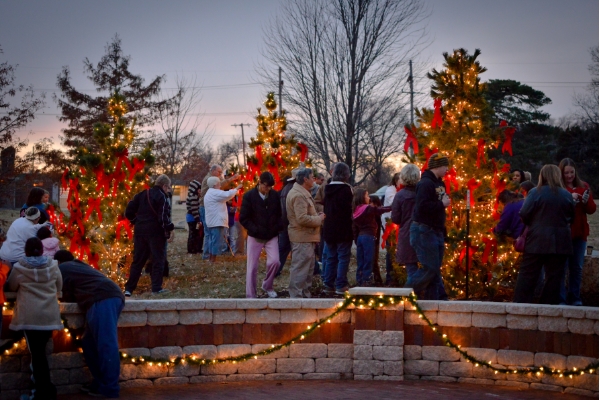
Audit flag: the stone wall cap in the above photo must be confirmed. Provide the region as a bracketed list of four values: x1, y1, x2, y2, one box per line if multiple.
[176, 299, 206, 310]
[236, 299, 269, 309]
[348, 287, 413, 296]
[204, 299, 239, 309]
[301, 299, 340, 309]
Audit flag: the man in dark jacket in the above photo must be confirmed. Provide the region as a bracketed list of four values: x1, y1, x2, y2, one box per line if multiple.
[405, 154, 451, 300]
[276, 168, 299, 276]
[54, 250, 125, 398]
[124, 174, 175, 296]
[240, 172, 283, 298]
[322, 163, 354, 295]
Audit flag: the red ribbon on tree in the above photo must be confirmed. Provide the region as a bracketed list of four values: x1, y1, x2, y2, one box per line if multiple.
[274, 151, 287, 168]
[297, 143, 309, 162]
[500, 163, 511, 174]
[476, 139, 486, 168]
[403, 125, 419, 154]
[67, 178, 80, 209]
[84, 198, 102, 223]
[61, 168, 70, 190]
[466, 178, 481, 208]
[499, 120, 516, 156]
[482, 237, 498, 264]
[268, 164, 281, 187]
[381, 222, 398, 249]
[421, 147, 439, 171]
[431, 98, 443, 128]
[114, 148, 129, 171]
[93, 165, 110, 195]
[459, 245, 477, 271]
[80, 166, 86, 176]
[116, 217, 133, 240]
[255, 146, 263, 167]
[444, 167, 459, 194]
[88, 252, 100, 270]
[128, 158, 146, 181]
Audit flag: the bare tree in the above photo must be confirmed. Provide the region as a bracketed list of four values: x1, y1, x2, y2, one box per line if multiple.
[572, 46, 599, 127]
[152, 75, 213, 176]
[258, 0, 429, 182]
[216, 136, 244, 168]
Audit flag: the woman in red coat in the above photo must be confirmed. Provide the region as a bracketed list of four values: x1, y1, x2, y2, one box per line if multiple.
[559, 158, 596, 306]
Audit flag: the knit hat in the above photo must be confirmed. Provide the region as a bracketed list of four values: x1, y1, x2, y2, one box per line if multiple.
[24, 206, 40, 221]
[427, 153, 449, 170]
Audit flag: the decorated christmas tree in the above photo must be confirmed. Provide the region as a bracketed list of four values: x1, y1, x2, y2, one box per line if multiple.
[404, 48, 519, 299]
[48, 93, 154, 282]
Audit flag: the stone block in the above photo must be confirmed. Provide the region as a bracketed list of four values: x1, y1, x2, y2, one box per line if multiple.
[562, 307, 586, 319]
[382, 331, 404, 346]
[354, 374, 373, 380]
[536, 305, 562, 317]
[404, 310, 437, 326]
[280, 309, 317, 323]
[564, 387, 597, 397]
[373, 346, 403, 361]
[60, 303, 82, 313]
[574, 373, 599, 391]
[529, 383, 562, 392]
[277, 358, 315, 373]
[316, 358, 353, 373]
[568, 318, 595, 334]
[353, 345, 373, 360]
[458, 377, 495, 385]
[245, 309, 280, 324]
[268, 299, 302, 309]
[317, 309, 351, 323]
[0, 372, 30, 390]
[585, 308, 599, 319]
[353, 360, 383, 375]
[495, 380, 529, 388]
[150, 346, 183, 360]
[204, 299, 238, 309]
[120, 379, 153, 388]
[506, 314, 537, 330]
[168, 362, 200, 377]
[538, 316, 568, 332]
[201, 362, 238, 375]
[383, 361, 403, 376]
[57, 384, 85, 395]
[304, 373, 341, 380]
[48, 352, 86, 369]
[473, 364, 506, 380]
[422, 346, 460, 362]
[227, 374, 264, 381]
[183, 345, 217, 360]
[136, 363, 168, 379]
[404, 345, 422, 360]
[213, 310, 245, 324]
[566, 356, 598, 370]
[472, 313, 506, 328]
[404, 360, 439, 376]
[302, 299, 338, 309]
[407, 300, 439, 311]
[437, 311, 471, 327]
[534, 353, 567, 370]
[420, 375, 457, 383]
[69, 367, 93, 384]
[471, 302, 506, 314]
[145, 300, 177, 311]
[0, 356, 20, 372]
[440, 361, 473, 377]
[62, 313, 85, 329]
[190, 375, 227, 383]
[404, 374, 420, 380]
[505, 369, 541, 383]
[374, 375, 404, 381]
[540, 373, 569, 386]
[264, 373, 303, 380]
[505, 303, 537, 315]
[123, 301, 147, 311]
[460, 348, 497, 364]
[438, 302, 473, 312]
[497, 350, 534, 367]
[289, 344, 327, 358]
[120, 348, 151, 358]
[328, 344, 353, 359]
[216, 344, 252, 358]
[176, 299, 205, 310]
[353, 330, 383, 346]
[118, 311, 147, 327]
[50, 369, 70, 385]
[120, 364, 137, 380]
[237, 359, 277, 374]
[251, 344, 289, 359]
[179, 310, 212, 325]
[154, 377, 189, 385]
[236, 299, 268, 309]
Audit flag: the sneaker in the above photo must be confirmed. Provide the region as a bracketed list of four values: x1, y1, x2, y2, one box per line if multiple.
[262, 287, 278, 298]
[572, 301, 583, 306]
[335, 286, 349, 295]
[152, 289, 170, 295]
[323, 285, 335, 294]
[124, 291, 132, 297]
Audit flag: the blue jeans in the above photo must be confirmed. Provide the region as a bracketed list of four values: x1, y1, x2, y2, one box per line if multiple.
[405, 222, 447, 300]
[277, 229, 291, 276]
[323, 241, 352, 290]
[561, 238, 586, 305]
[356, 235, 376, 285]
[82, 297, 124, 398]
[206, 226, 225, 256]
[200, 206, 210, 259]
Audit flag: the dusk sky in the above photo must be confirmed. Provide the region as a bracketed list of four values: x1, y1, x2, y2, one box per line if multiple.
[1, 0, 597, 151]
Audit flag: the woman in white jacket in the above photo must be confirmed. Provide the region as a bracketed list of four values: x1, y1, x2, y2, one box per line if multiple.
[203, 176, 242, 262]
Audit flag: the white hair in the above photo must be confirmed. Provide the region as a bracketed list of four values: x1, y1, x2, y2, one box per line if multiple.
[207, 176, 220, 188]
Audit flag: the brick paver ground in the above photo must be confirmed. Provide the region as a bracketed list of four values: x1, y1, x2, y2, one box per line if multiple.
[61, 380, 584, 399]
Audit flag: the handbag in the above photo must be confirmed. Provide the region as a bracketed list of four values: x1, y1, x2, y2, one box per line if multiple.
[513, 227, 528, 253]
[146, 189, 171, 239]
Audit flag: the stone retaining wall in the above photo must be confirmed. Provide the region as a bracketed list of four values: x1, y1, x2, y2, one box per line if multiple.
[0, 297, 597, 399]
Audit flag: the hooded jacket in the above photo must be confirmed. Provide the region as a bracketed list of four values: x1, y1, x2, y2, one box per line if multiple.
[239, 186, 282, 240]
[42, 237, 61, 257]
[323, 182, 353, 243]
[352, 205, 391, 241]
[412, 170, 447, 235]
[7, 256, 63, 331]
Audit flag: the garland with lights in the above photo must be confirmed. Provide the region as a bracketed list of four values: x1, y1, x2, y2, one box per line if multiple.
[2, 296, 597, 379]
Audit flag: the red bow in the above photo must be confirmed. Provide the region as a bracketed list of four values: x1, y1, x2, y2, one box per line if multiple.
[444, 167, 459, 194]
[61, 168, 70, 190]
[499, 120, 516, 156]
[403, 125, 419, 154]
[268, 164, 280, 187]
[255, 146, 264, 167]
[67, 178, 80, 209]
[93, 165, 110, 195]
[466, 178, 481, 208]
[476, 139, 486, 168]
[421, 147, 439, 172]
[459, 245, 478, 271]
[116, 217, 133, 241]
[274, 151, 287, 168]
[114, 148, 129, 171]
[297, 143, 309, 161]
[381, 222, 398, 249]
[431, 98, 443, 128]
[501, 163, 511, 174]
[84, 198, 102, 223]
[128, 158, 146, 181]
[88, 253, 100, 270]
[80, 166, 87, 176]
[482, 237, 498, 264]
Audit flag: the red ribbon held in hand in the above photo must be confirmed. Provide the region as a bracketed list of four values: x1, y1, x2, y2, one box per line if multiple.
[297, 143, 309, 162]
[404, 125, 419, 154]
[381, 222, 399, 249]
[431, 98, 443, 128]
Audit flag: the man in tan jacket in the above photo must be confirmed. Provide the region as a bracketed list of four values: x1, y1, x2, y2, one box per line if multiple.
[286, 168, 325, 298]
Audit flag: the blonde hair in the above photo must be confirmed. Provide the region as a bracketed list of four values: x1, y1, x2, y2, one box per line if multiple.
[399, 164, 420, 186]
[537, 165, 564, 193]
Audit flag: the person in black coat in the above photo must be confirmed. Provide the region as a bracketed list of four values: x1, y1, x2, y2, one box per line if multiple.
[239, 172, 283, 298]
[513, 165, 575, 304]
[321, 163, 354, 295]
[276, 170, 298, 276]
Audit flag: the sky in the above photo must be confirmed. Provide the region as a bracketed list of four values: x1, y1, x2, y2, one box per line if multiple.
[1, 0, 598, 152]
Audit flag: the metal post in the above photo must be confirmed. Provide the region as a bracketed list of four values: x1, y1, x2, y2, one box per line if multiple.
[465, 190, 470, 300]
[232, 123, 251, 168]
[409, 60, 414, 127]
[278, 67, 283, 116]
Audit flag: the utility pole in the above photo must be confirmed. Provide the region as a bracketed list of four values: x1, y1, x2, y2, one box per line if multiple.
[408, 60, 414, 126]
[232, 123, 251, 168]
[278, 67, 283, 116]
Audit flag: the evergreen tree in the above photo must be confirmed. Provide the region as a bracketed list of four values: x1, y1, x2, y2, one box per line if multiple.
[484, 79, 551, 126]
[410, 48, 519, 300]
[48, 93, 154, 282]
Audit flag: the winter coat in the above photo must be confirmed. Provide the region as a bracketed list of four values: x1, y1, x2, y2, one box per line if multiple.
[20, 203, 50, 224]
[204, 188, 239, 228]
[323, 182, 354, 243]
[565, 183, 596, 240]
[0, 217, 45, 263]
[7, 256, 63, 331]
[280, 180, 295, 228]
[353, 205, 391, 241]
[286, 183, 322, 243]
[519, 186, 575, 255]
[493, 200, 525, 239]
[126, 186, 174, 237]
[186, 180, 202, 223]
[239, 187, 282, 241]
[412, 170, 447, 235]
[391, 186, 418, 265]
[314, 178, 331, 214]
[42, 237, 61, 257]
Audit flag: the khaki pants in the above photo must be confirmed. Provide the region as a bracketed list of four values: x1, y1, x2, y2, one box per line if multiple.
[288, 242, 316, 298]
